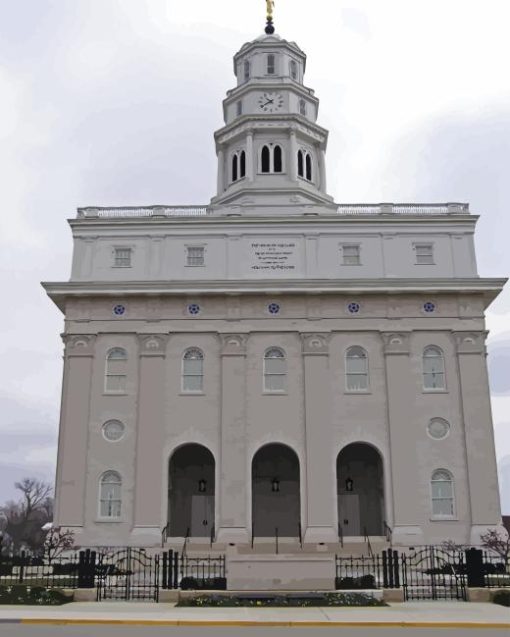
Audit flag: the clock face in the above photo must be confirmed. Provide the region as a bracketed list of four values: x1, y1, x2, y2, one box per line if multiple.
[258, 92, 284, 113]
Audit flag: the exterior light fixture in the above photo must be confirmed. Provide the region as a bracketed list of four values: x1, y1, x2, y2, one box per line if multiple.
[345, 477, 354, 492]
[198, 479, 207, 493]
[271, 478, 280, 493]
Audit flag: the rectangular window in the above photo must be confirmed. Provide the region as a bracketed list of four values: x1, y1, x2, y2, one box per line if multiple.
[342, 244, 361, 266]
[431, 483, 454, 516]
[267, 54, 275, 75]
[415, 243, 434, 264]
[236, 100, 243, 116]
[186, 246, 205, 267]
[105, 373, 126, 393]
[113, 247, 132, 267]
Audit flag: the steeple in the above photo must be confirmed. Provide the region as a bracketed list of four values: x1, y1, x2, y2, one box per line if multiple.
[209, 26, 334, 215]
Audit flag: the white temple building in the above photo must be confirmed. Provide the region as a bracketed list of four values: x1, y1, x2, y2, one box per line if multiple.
[43, 18, 506, 554]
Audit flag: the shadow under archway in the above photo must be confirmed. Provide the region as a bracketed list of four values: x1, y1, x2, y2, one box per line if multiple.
[252, 443, 301, 538]
[168, 443, 215, 538]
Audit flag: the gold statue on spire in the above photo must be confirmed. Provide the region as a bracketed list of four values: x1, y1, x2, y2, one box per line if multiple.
[266, 0, 275, 20]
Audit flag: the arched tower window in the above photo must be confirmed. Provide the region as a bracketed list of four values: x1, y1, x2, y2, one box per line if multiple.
[105, 347, 128, 393]
[244, 59, 250, 81]
[305, 153, 312, 181]
[232, 154, 238, 182]
[261, 145, 271, 173]
[240, 150, 246, 178]
[290, 60, 298, 80]
[345, 346, 369, 391]
[99, 471, 122, 518]
[267, 54, 275, 75]
[299, 99, 307, 116]
[422, 346, 446, 390]
[273, 145, 283, 173]
[264, 348, 286, 392]
[297, 150, 304, 177]
[182, 348, 204, 392]
[431, 470, 455, 517]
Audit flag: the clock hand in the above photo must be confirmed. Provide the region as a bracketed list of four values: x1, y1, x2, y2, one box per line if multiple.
[262, 99, 274, 107]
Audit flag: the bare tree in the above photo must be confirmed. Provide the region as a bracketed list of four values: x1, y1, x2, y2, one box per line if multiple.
[480, 528, 510, 567]
[44, 527, 75, 563]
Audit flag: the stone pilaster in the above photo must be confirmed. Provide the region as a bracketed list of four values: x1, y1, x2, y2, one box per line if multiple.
[301, 333, 337, 543]
[217, 148, 225, 194]
[246, 130, 254, 181]
[216, 334, 250, 543]
[54, 335, 96, 535]
[381, 332, 424, 545]
[452, 331, 505, 543]
[130, 333, 169, 545]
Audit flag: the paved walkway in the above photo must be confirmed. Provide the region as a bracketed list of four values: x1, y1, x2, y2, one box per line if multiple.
[0, 602, 509, 627]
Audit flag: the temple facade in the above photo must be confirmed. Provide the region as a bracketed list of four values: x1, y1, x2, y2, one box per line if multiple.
[43, 26, 506, 551]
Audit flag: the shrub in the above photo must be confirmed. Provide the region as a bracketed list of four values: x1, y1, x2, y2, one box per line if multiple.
[493, 590, 510, 607]
[335, 574, 376, 589]
[177, 592, 387, 607]
[0, 585, 72, 605]
[180, 577, 226, 590]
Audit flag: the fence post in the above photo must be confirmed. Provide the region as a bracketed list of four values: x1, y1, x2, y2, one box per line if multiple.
[173, 552, 179, 589]
[78, 549, 96, 588]
[162, 551, 168, 590]
[465, 548, 484, 588]
[392, 550, 400, 588]
[19, 551, 25, 584]
[382, 551, 388, 588]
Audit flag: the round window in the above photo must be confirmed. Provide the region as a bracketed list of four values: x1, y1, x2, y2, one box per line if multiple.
[102, 420, 125, 442]
[427, 418, 450, 440]
[113, 304, 126, 316]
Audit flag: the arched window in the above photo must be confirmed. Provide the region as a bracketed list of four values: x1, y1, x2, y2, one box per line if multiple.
[182, 348, 204, 392]
[264, 348, 286, 392]
[345, 346, 369, 391]
[267, 54, 275, 75]
[431, 470, 455, 517]
[290, 60, 298, 80]
[305, 152, 312, 181]
[244, 59, 250, 81]
[423, 346, 445, 390]
[240, 150, 246, 178]
[99, 471, 122, 518]
[299, 99, 306, 116]
[273, 145, 283, 173]
[297, 150, 304, 177]
[261, 145, 271, 173]
[232, 154, 238, 182]
[105, 348, 128, 393]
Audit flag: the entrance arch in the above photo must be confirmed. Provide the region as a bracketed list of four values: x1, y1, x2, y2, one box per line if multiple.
[251, 443, 300, 538]
[168, 443, 215, 538]
[336, 443, 385, 536]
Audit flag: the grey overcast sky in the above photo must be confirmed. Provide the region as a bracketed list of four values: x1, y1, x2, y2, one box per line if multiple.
[1, 0, 509, 511]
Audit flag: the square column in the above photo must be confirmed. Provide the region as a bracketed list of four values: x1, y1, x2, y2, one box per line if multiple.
[216, 334, 250, 543]
[54, 335, 96, 538]
[382, 332, 424, 546]
[301, 333, 338, 543]
[453, 331, 505, 544]
[130, 334, 169, 545]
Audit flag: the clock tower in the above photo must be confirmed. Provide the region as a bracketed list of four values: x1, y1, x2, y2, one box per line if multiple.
[210, 32, 334, 213]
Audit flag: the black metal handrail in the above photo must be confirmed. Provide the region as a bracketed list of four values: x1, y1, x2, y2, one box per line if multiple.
[251, 522, 255, 550]
[364, 526, 373, 557]
[182, 527, 190, 557]
[298, 522, 303, 549]
[383, 521, 393, 547]
[275, 527, 279, 555]
[210, 525, 215, 549]
[161, 523, 169, 548]
[338, 522, 344, 548]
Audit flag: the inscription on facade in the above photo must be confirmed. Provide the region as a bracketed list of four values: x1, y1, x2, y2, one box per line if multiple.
[250, 242, 298, 272]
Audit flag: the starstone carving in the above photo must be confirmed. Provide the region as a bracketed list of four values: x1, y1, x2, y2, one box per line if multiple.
[137, 334, 169, 357]
[381, 332, 410, 355]
[62, 334, 96, 357]
[219, 333, 248, 355]
[301, 332, 330, 355]
[452, 331, 487, 355]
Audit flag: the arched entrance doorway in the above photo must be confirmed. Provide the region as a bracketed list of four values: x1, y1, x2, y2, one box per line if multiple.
[252, 443, 300, 538]
[336, 443, 384, 537]
[168, 443, 215, 538]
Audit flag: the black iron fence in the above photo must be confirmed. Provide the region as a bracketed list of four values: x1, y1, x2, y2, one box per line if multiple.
[0, 549, 82, 589]
[335, 550, 400, 590]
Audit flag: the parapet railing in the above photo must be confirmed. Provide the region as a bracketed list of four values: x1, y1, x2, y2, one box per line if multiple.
[76, 202, 469, 218]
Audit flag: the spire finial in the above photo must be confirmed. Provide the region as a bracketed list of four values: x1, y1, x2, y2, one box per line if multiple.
[265, 0, 275, 34]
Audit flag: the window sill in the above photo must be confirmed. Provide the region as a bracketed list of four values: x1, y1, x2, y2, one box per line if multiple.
[112, 265, 132, 268]
[430, 517, 458, 522]
[415, 262, 436, 266]
[422, 389, 448, 394]
[344, 390, 371, 395]
[341, 263, 362, 267]
[263, 391, 288, 395]
[95, 518, 123, 523]
[179, 391, 205, 396]
[103, 392, 128, 396]
[185, 264, 205, 268]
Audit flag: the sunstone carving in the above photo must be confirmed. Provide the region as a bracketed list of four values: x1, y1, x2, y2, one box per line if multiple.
[219, 333, 248, 355]
[301, 332, 330, 355]
[137, 334, 169, 356]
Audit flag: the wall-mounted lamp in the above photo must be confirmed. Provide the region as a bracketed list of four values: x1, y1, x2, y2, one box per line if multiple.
[345, 477, 354, 492]
[271, 478, 280, 493]
[198, 479, 207, 493]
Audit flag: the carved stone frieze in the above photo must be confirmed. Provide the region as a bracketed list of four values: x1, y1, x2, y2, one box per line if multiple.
[219, 333, 248, 356]
[301, 332, 331, 355]
[137, 333, 169, 357]
[452, 331, 487, 355]
[381, 332, 411, 355]
[62, 334, 97, 357]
